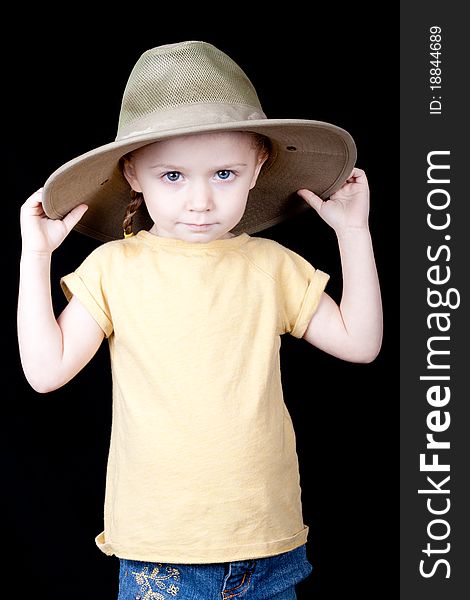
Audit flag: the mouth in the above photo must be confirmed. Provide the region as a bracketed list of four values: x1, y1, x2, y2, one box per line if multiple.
[182, 223, 216, 231]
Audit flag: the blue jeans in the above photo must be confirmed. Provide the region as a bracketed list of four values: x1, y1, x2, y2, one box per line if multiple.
[118, 543, 312, 599]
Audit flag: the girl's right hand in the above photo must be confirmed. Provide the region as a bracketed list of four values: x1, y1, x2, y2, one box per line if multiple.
[20, 189, 88, 254]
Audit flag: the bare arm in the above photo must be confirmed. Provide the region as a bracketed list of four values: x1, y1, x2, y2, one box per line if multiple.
[298, 168, 383, 363]
[17, 189, 105, 393]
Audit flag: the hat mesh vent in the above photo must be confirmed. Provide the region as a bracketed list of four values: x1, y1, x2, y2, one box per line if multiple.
[119, 43, 262, 131]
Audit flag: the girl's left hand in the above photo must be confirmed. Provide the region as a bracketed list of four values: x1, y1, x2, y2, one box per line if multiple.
[297, 167, 370, 233]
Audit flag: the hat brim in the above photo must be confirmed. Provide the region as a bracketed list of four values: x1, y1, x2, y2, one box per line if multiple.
[43, 118, 356, 242]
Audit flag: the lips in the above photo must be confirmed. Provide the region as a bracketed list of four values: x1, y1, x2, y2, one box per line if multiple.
[183, 222, 215, 229]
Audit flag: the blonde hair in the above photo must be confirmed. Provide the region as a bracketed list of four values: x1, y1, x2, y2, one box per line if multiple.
[122, 189, 144, 237]
[120, 132, 271, 237]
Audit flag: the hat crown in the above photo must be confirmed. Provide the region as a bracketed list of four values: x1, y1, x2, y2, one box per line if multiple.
[117, 41, 263, 135]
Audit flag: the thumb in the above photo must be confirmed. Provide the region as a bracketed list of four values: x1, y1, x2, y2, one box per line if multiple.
[297, 189, 324, 214]
[61, 204, 89, 234]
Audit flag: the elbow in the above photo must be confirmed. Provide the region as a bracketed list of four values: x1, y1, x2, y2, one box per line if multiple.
[31, 382, 61, 394]
[19, 351, 70, 393]
[351, 339, 382, 364]
[19, 351, 69, 394]
[354, 349, 380, 364]
[24, 372, 65, 394]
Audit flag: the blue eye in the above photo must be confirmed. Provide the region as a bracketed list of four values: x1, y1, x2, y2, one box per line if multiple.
[216, 170, 233, 180]
[164, 171, 181, 182]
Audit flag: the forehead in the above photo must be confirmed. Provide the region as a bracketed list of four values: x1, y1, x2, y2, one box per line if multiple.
[134, 131, 256, 161]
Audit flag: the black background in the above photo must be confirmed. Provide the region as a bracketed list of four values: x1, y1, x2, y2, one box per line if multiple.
[5, 9, 398, 599]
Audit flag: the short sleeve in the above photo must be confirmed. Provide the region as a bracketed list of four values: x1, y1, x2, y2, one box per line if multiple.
[60, 248, 114, 338]
[277, 247, 330, 338]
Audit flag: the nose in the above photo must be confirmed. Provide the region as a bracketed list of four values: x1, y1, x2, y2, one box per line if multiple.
[185, 180, 214, 212]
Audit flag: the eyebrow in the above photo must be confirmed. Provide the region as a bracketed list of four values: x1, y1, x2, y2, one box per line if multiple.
[149, 163, 249, 171]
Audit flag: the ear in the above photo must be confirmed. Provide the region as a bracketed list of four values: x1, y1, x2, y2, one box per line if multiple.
[122, 158, 143, 193]
[249, 155, 268, 190]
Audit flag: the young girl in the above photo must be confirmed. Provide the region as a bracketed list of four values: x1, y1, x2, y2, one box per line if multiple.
[18, 41, 382, 600]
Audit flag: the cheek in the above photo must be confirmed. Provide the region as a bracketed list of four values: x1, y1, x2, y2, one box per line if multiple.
[139, 189, 168, 218]
[139, 180, 173, 211]
[146, 197, 176, 220]
[224, 191, 249, 218]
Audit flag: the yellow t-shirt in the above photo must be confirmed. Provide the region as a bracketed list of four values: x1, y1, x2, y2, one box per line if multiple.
[60, 230, 329, 563]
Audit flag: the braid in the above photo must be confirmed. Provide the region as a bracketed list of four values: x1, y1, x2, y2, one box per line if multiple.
[123, 189, 144, 237]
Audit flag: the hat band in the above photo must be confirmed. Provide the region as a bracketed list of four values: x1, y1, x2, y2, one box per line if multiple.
[116, 102, 267, 141]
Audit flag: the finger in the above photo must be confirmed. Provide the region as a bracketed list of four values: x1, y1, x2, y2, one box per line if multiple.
[61, 204, 89, 233]
[23, 188, 44, 208]
[297, 189, 324, 213]
[346, 167, 367, 183]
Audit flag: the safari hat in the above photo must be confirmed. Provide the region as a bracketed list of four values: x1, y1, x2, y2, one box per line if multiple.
[42, 40, 357, 242]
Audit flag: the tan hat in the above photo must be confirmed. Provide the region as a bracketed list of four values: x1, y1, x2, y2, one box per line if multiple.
[42, 41, 357, 242]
